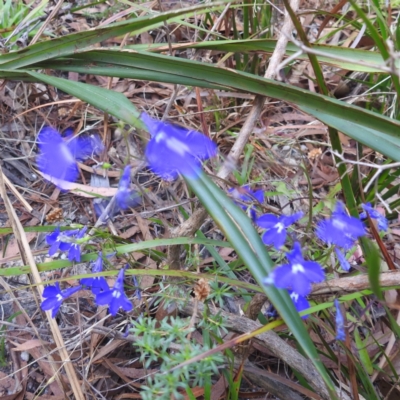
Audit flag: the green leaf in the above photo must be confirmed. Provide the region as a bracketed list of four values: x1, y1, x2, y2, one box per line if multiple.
[26, 71, 144, 128]
[35, 49, 400, 161]
[0, 2, 228, 69]
[354, 327, 374, 375]
[364, 237, 383, 301]
[127, 39, 398, 73]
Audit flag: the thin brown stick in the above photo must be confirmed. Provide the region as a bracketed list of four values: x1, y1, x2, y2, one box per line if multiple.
[311, 270, 400, 297]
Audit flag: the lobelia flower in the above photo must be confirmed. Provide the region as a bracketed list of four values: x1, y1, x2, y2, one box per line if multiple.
[46, 227, 79, 256]
[334, 299, 346, 341]
[289, 291, 310, 320]
[229, 185, 264, 221]
[316, 202, 366, 249]
[67, 226, 88, 262]
[80, 252, 109, 295]
[256, 212, 303, 249]
[37, 126, 104, 190]
[266, 242, 325, 296]
[141, 112, 217, 180]
[334, 247, 351, 271]
[96, 267, 133, 316]
[41, 282, 82, 318]
[360, 202, 388, 232]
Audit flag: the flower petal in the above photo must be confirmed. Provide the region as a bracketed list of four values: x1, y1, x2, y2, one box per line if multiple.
[256, 214, 279, 228]
[42, 284, 60, 298]
[291, 274, 313, 296]
[40, 297, 60, 311]
[66, 133, 104, 161]
[261, 228, 286, 249]
[335, 248, 351, 271]
[96, 291, 114, 306]
[289, 291, 310, 320]
[282, 212, 303, 227]
[142, 112, 217, 180]
[37, 127, 79, 187]
[301, 261, 325, 282]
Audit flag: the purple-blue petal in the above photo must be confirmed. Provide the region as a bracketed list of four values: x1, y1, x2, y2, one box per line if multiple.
[316, 220, 357, 249]
[334, 299, 346, 341]
[273, 264, 294, 289]
[317, 202, 366, 249]
[361, 203, 388, 232]
[282, 212, 303, 227]
[37, 127, 79, 187]
[42, 283, 61, 298]
[142, 112, 217, 180]
[80, 277, 94, 287]
[90, 277, 109, 295]
[256, 214, 279, 228]
[289, 291, 310, 320]
[109, 295, 133, 316]
[62, 285, 82, 299]
[335, 248, 351, 271]
[301, 261, 325, 282]
[96, 291, 114, 306]
[291, 274, 313, 296]
[46, 227, 60, 245]
[261, 228, 287, 249]
[48, 240, 62, 256]
[59, 242, 72, 252]
[285, 242, 305, 265]
[274, 265, 312, 296]
[68, 244, 81, 262]
[66, 133, 104, 161]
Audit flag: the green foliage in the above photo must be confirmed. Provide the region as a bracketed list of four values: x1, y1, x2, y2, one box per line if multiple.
[131, 316, 225, 399]
[0, 0, 45, 49]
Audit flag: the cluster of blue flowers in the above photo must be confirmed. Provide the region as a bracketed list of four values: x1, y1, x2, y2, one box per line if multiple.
[37, 113, 389, 330]
[38, 113, 216, 318]
[41, 253, 134, 317]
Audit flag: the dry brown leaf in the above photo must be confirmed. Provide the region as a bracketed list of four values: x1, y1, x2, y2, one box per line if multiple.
[11, 338, 43, 352]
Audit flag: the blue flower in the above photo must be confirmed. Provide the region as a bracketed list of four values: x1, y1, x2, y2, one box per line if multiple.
[46, 227, 80, 256]
[360, 202, 388, 232]
[334, 299, 346, 341]
[289, 291, 310, 320]
[41, 282, 82, 318]
[95, 267, 133, 316]
[316, 202, 366, 249]
[229, 185, 264, 221]
[266, 242, 325, 296]
[80, 252, 109, 294]
[256, 212, 303, 249]
[334, 248, 351, 271]
[37, 126, 104, 189]
[67, 226, 87, 262]
[141, 112, 217, 180]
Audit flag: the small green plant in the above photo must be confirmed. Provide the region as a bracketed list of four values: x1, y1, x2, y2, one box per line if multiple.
[0, 0, 45, 49]
[131, 315, 225, 399]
